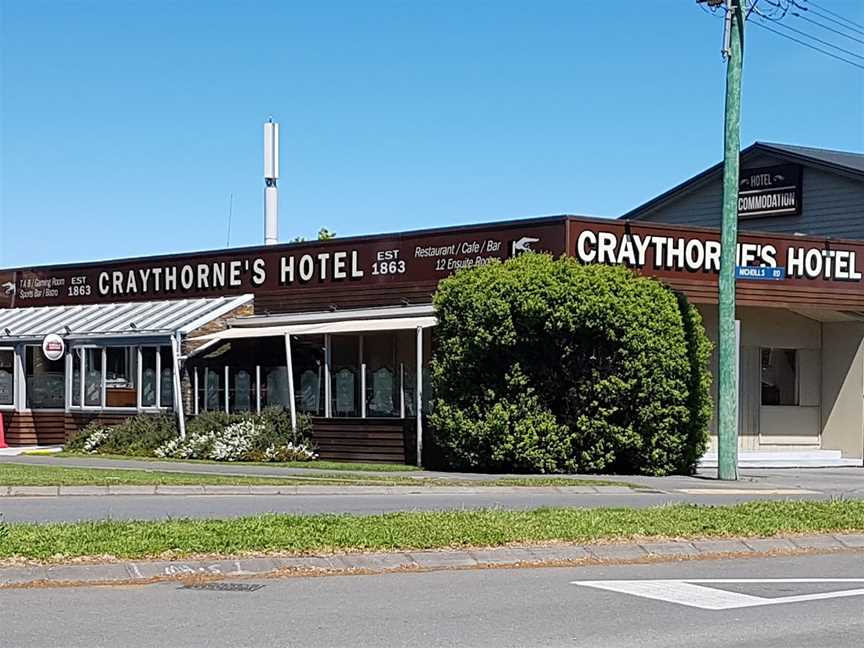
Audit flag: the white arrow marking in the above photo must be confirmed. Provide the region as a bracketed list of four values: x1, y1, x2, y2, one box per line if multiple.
[571, 579, 864, 610]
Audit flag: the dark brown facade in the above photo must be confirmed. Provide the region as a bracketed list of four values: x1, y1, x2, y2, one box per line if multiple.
[4, 215, 864, 314]
[3, 214, 864, 462]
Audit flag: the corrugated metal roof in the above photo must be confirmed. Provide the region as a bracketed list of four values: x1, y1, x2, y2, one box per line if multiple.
[0, 294, 253, 341]
[757, 142, 864, 175]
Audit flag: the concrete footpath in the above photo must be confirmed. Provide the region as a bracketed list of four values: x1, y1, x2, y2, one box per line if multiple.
[2, 533, 863, 589]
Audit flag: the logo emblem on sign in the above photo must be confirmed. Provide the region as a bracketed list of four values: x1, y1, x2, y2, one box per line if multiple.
[511, 237, 540, 256]
[41, 334, 65, 362]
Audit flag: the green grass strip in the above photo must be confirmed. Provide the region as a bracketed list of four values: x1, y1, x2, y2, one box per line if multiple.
[48, 452, 421, 472]
[0, 464, 409, 487]
[2, 501, 862, 562]
[0, 464, 630, 488]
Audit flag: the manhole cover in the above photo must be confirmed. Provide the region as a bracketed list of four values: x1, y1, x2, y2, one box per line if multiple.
[180, 582, 265, 592]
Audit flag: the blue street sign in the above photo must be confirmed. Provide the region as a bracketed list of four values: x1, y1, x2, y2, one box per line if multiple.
[735, 266, 786, 281]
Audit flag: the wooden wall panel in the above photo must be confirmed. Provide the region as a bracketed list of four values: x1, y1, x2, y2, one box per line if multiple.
[310, 418, 409, 464]
[5, 412, 66, 446]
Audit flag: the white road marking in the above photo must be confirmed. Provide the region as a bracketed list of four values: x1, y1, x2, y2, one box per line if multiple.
[571, 578, 864, 610]
[675, 488, 819, 495]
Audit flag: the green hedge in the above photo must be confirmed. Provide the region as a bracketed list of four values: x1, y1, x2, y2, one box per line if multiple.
[429, 254, 712, 475]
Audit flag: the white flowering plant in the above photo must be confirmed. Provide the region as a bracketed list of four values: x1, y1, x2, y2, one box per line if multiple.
[262, 442, 318, 462]
[81, 427, 111, 454]
[155, 410, 316, 462]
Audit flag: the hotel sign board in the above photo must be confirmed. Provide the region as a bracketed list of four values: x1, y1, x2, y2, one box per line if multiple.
[0, 219, 565, 309]
[738, 164, 803, 218]
[2, 216, 864, 312]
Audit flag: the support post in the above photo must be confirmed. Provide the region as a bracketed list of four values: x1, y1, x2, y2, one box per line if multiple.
[172, 333, 186, 439]
[324, 334, 332, 418]
[284, 333, 297, 432]
[64, 350, 72, 411]
[718, 0, 744, 481]
[415, 326, 423, 467]
[79, 348, 85, 408]
[359, 335, 366, 418]
[255, 365, 261, 414]
[360, 362, 367, 418]
[399, 362, 405, 419]
[224, 365, 230, 414]
[100, 347, 107, 408]
[136, 347, 143, 410]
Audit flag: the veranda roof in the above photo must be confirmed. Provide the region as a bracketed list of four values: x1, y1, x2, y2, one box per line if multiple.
[0, 294, 254, 342]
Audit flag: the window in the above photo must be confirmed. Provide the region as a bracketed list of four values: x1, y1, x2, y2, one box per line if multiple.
[0, 349, 14, 406]
[68, 345, 173, 410]
[203, 367, 223, 411]
[159, 347, 174, 408]
[229, 367, 255, 412]
[83, 348, 103, 406]
[292, 336, 324, 416]
[71, 349, 82, 407]
[364, 333, 398, 417]
[105, 347, 136, 407]
[187, 331, 432, 421]
[330, 335, 360, 417]
[25, 346, 65, 408]
[761, 348, 798, 406]
[141, 348, 158, 407]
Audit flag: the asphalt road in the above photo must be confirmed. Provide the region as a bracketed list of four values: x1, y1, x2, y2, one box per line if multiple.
[4, 455, 864, 492]
[0, 490, 838, 523]
[3, 553, 862, 647]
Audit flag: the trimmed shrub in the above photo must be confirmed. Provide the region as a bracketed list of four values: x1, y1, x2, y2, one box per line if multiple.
[67, 408, 316, 463]
[429, 254, 713, 476]
[255, 406, 314, 450]
[67, 414, 177, 456]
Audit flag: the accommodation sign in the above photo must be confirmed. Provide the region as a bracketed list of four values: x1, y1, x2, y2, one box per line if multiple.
[738, 164, 802, 218]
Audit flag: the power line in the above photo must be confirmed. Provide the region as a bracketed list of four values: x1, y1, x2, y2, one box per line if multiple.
[795, 3, 864, 37]
[757, 15, 864, 60]
[791, 11, 864, 45]
[701, 2, 864, 70]
[755, 0, 791, 20]
[798, 0, 864, 32]
[749, 17, 864, 69]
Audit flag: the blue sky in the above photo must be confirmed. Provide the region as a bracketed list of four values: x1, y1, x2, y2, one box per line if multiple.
[1, 0, 862, 267]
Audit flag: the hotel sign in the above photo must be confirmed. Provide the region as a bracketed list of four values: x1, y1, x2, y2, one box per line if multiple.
[3, 216, 864, 312]
[738, 164, 802, 218]
[0, 220, 564, 308]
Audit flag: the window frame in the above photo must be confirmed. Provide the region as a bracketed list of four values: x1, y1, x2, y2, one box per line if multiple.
[0, 346, 17, 411]
[190, 332, 424, 420]
[67, 344, 173, 413]
[23, 344, 67, 411]
[760, 346, 800, 407]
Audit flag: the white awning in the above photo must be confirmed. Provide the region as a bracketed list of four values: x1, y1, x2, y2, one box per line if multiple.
[0, 294, 254, 342]
[190, 315, 437, 344]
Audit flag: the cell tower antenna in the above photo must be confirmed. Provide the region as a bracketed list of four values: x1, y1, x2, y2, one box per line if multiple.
[264, 119, 279, 245]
